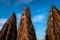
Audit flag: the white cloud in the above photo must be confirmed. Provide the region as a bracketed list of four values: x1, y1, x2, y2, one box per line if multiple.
[37, 37, 45, 40]
[32, 14, 45, 22]
[16, 13, 21, 27]
[15, 0, 32, 5]
[16, 13, 21, 22]
[0, 18, 7, 30]
[0, 18, 7, 24]
[0, 0, 33, 6]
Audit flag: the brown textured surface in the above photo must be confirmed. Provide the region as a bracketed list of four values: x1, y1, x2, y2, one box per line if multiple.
[16, 7, 37, 40]
[0, 13, 17, 40]
[46, 5, 60, 40]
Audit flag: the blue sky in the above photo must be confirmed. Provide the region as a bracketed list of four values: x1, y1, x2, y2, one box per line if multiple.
[0, 0, 60, 40]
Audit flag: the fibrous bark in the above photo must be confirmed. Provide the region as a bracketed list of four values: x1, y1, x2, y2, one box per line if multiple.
[16, 7, 37, 40]
[0, 13, 17, 40]
[46, 5, 60, 40]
